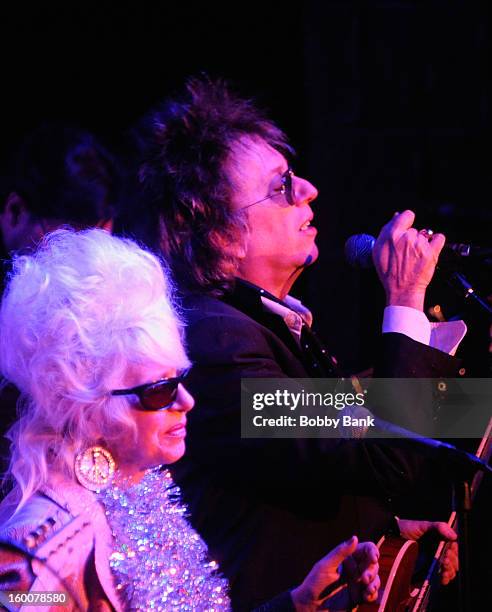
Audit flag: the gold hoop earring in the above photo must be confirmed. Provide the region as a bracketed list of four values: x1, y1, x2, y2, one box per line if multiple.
[74, 446, 116, 491]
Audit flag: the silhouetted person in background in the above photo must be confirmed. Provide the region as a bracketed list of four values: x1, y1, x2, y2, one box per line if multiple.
[0, 123, 121, 478]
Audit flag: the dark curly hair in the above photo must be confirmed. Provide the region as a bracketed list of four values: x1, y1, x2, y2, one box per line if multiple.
[139, 76, 293, 296]
[3, 123, 120, 224]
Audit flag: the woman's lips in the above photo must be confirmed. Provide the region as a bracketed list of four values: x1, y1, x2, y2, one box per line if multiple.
[164, 422, 187, 438]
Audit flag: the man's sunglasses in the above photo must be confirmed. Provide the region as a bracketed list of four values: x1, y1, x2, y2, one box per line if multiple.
[240, 167, 295, 210]
[111, 371, 188, 411]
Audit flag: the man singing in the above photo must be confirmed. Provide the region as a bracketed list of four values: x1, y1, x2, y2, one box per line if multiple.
[137, 76, 461, 609]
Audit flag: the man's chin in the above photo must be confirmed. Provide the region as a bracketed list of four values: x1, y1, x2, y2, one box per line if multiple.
[291, 247, 319, 280]
[303, 245, 319, 267]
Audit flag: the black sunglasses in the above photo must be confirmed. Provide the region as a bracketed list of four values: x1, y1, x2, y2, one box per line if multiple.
[111, 370, 188, 411]
[240, 167, 295, 210]
[281, 167, 295, 206]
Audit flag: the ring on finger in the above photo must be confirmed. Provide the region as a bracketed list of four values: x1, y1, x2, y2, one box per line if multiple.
[419, 228, 434, 239]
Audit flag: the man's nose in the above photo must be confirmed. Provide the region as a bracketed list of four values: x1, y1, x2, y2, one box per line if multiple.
[295, 177, 318, 205]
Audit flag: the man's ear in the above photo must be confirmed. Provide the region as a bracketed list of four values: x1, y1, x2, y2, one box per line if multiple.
[0, 192, 38, 252]
[3, 192, 29, 226]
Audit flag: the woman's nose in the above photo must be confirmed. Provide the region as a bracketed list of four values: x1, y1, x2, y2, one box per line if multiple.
[174, 384, 195, 412]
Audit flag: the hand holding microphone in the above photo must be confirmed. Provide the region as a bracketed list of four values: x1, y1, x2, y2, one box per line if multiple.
[345, 211, 492, 317]
[349, 210, 446, 311]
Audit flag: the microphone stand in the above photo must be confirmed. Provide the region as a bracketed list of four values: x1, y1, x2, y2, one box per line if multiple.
[446, 271, 492, 319]
[432, 253, 490, 606]
[434, 443, 489, 612]
[367, 424, 492, 612]
[454, 479, 472, 612]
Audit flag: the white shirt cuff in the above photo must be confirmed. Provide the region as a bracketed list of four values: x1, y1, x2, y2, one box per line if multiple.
[430, 320, 467, 356]
[383, 305, 431, 345]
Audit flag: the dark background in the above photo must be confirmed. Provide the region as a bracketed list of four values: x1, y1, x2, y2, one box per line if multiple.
[1, 0, 490, 373]
[0, 1, 490, 608]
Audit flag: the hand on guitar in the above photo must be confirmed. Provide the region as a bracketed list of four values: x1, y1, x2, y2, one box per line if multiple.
[291, 535, 380, 611]
[397, 518, 459, 585]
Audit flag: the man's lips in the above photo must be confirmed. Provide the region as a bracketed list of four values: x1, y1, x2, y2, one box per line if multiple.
[300, 216, 316, 233]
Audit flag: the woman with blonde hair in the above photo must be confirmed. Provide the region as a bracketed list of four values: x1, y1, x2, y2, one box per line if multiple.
[0, 229, 379, 610]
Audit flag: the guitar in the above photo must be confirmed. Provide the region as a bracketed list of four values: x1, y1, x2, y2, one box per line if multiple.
[0, 512, 90, 611]
[358, 417, 492, 611]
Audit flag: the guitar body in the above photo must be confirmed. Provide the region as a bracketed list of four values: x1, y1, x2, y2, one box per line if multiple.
[358, 535, 419, 612]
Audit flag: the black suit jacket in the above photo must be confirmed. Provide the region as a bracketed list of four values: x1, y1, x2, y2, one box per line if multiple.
[172, 280, 460, 610]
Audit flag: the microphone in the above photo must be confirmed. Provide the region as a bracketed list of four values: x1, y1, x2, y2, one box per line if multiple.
[339, 404, 492, 477]
[345, 233, 492, 268]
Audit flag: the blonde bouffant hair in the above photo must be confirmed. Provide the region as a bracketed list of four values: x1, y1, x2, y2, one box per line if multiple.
[0, 228, 189, 510]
